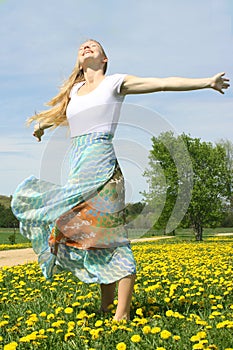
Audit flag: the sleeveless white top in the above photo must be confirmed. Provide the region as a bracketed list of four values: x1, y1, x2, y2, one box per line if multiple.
[66, 74, 127, 137]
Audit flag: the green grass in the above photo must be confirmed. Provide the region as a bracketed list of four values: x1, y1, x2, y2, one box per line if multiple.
[0, 228, 30, 245]
[0, 227, 233, 248]
[0, 240, 232, 349]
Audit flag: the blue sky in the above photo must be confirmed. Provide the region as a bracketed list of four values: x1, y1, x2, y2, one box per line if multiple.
[0, 0, 232, 202]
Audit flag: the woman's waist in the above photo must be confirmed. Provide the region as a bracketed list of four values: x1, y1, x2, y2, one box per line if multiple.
[71, 132, 114, 146]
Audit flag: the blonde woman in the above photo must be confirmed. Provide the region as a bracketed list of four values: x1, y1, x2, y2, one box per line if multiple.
[12, 39, 230, 321]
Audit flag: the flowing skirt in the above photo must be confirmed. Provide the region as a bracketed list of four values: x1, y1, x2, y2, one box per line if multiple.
[11, 132, 136, 283]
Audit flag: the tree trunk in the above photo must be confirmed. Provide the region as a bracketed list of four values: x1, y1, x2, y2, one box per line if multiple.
[194, 223, 203, 241]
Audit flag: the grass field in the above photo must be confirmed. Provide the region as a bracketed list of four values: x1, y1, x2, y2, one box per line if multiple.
[0, 237, 233, 349]
[0, 228, 30, 245]
[1, 227, 233, 246]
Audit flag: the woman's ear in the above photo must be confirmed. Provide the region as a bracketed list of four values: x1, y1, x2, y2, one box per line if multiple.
[103, 57, 108, 64]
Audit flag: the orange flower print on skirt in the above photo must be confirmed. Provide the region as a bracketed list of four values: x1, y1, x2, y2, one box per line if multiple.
[49, 164, 129, 254]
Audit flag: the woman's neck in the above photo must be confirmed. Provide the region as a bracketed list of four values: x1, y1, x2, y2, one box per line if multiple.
[83, 68, 105, 85]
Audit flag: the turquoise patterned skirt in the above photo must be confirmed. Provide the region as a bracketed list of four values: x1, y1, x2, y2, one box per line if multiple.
[11, 132, 136, 283]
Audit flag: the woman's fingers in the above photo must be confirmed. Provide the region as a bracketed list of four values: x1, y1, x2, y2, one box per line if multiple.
[33, 129, 44, 142]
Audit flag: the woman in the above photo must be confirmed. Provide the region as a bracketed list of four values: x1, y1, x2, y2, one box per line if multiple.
[11, 39, 230, 321]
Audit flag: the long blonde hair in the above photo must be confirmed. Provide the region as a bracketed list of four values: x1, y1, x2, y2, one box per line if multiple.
[27, 40, 108, 128]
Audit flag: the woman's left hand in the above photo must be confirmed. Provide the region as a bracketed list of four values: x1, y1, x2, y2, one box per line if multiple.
[33, 124, 44, 142]
[210, 72, 230, 94]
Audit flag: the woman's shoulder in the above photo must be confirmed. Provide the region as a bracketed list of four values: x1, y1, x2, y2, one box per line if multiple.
[105, 74, 127, 93]
[106, 73, 127, 80]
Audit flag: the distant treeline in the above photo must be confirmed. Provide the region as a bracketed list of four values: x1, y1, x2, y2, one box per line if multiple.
[0, 199, 19, 228]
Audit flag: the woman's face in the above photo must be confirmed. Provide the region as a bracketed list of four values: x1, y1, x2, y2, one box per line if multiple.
[78, 40, 107, 70]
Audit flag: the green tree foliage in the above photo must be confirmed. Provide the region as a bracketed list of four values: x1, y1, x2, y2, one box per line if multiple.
[143, 132, 232, 240]
[216, 139, 233, 227]
[0, 203, 19, 228]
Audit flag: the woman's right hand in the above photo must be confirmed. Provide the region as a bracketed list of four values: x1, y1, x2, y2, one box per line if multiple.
[33, 124, 44, 142]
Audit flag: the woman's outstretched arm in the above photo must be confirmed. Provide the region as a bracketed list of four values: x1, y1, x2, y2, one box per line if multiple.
[121, 72, 230, 95]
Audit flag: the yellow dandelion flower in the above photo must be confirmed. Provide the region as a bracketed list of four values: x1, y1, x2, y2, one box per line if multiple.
[39, 312, 47, 317]
[64, 307, 73, 314]
[190, 335, 200, 342]
[55, 307, 63, 314]
[136, 308, 143, 317]
[166, 310, 174, 317]
[142, 325, 151, 334]
[95, 320, 103, 327]
[46, 328, 55, 333]
[3, 342, 18, 350]
[0, 336, 3, 342]
[76, 310, 88, 319]
[156, 348, 166, 350]
[47, 313, 55, 320]
[131, 334, 141, 343]
[151, 327, 161, 334]
[173, 335, 181, 341]
[196, 331, 206, 339]
[72, 302, 81, 307]
[64, 332, 75, 341]
[116, 342, 127, 350]
[193, 343, 205, 350]
[160, 330, 172, 340]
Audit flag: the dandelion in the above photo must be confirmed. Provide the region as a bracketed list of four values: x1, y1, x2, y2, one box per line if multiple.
[95, 320, 103, 327]
[165, 310, 174, 317]
[47, 313, 55, 320]
[136, 308, 143, 317]
[193, 343, 205, 350]
[160, 330, 172, 340]
[68, 321, 75, 331]
[131, 334, 141, 343]
[3, 342, 18, 350]
[142, 325, 151, 334]
[64, 332, 75, 341]
[76, 310, 88, 319]
[173, 335, 181, 341]
[90, 329, 100, 340]
[196, 331, 206, 340]
[39, 312, 47, 317]
[55, 307, 63, 314]
[46, 328, 55, 333]
[116, 342, 127, 350]
[151, 327, 161, 334]
[64, 307, 73, 314]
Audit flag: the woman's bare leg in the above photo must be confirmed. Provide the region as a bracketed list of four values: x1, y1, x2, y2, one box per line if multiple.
[113, 274, 136, 321]
[100, 281, 116, 312]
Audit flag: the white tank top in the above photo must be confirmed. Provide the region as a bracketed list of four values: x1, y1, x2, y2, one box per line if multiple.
[66, 74, 127, 137]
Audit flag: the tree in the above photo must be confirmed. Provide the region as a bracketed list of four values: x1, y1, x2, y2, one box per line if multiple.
[143, 132, 232, 240]
[0, 203, 19, 228]
[142, 131, 193, 235]
[216, 139, 233, 227]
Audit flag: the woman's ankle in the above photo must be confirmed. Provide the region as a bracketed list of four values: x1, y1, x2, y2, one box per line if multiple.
[113, 312, 130, 321]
